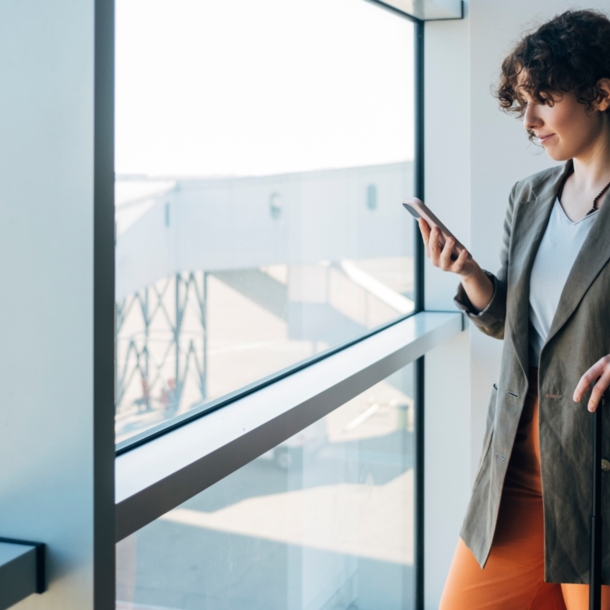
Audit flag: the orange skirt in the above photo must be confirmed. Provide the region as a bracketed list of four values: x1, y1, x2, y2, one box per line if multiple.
[440, 368, 610, 610]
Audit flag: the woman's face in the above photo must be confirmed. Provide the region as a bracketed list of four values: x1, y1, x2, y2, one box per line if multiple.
[521, 86, 610, 161]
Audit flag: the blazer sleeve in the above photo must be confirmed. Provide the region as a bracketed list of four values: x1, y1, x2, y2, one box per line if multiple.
[453, 183, 517, 340]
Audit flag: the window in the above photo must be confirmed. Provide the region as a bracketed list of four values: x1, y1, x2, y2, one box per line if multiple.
[0, 0, 471, 607]
[115, 0, 416, 443]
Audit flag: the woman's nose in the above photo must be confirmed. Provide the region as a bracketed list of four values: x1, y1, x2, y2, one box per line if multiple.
[523, 104, 542, 131]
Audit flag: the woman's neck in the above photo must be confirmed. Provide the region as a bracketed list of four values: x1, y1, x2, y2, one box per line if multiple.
[572, 119, 610, 191]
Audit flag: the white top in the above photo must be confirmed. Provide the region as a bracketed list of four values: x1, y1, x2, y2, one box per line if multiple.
[528, 198, 598, 366]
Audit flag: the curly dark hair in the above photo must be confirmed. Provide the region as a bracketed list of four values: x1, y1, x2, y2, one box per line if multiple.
[497, 10, 610, 117]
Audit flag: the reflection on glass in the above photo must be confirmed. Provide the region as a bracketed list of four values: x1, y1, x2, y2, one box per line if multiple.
[115, 0, 415, 441]
[117, 366, 415, 610]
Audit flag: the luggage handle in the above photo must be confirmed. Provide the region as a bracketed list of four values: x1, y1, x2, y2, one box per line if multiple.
[590, 386, 607, 610]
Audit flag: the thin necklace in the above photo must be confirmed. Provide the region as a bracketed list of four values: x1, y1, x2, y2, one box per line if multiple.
[557, 168, 610, 216]
[587, 180, 610, 216]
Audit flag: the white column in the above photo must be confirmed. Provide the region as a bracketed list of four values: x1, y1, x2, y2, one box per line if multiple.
[0, 1, 114, 608]
[423, 12, 473, 608]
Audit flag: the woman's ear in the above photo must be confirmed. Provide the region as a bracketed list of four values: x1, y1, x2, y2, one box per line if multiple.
[596, 78, 610, 112]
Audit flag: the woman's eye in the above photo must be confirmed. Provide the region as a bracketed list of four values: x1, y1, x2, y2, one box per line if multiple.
[538, 93, 556, 106]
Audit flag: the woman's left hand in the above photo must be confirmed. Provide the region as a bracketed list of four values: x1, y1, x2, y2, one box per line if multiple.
[573, 355, 610, 412]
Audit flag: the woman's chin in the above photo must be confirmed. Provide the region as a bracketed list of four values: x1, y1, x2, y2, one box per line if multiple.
[543, 146, 570, 162]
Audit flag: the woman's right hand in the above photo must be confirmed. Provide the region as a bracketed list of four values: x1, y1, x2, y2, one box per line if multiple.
[418, 219, 494, 312]
[418, 219, 477, 277]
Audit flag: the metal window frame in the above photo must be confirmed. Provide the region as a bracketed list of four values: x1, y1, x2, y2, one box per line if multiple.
[413, 20, 426, 610]
[95, 0, 116, 608]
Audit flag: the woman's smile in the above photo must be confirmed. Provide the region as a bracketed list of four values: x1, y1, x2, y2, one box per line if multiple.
[537, 132, 555, 145]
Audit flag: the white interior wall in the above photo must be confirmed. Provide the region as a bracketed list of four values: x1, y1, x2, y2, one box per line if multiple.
[0, 2, 110, 609]
[423, 0, 610, 606]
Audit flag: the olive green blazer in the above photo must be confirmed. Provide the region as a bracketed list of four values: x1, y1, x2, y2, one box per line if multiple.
[455, 160, 610, 584]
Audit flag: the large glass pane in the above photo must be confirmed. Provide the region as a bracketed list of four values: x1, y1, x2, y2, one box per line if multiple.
[117, 364, 415, 609]
[115, 0, 416, 441]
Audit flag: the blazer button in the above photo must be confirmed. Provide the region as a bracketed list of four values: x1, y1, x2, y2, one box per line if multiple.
[601, 459, 610, 472]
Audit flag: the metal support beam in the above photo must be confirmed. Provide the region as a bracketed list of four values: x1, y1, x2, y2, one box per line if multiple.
[116, 272, 208, 442]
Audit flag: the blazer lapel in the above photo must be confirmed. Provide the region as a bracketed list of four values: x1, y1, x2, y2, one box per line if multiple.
[507, 161, 573, 374]
[544, 186, 610, 349]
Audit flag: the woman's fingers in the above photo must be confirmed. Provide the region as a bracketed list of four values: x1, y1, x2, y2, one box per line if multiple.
[588, 368, 610, 412]
[439, 237, 457, 270]
[418, 220, 431, 258]
[450, 247, 470, 274]
[428, 227, 441, 265]
[419, 223, 473, 275]
[573, 356, 610, 411]
[418, 218, 431, 241]
[573, 362, 602, 402]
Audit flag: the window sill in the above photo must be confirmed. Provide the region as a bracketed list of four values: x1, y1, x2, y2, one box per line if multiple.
[115, 310, 463, 541]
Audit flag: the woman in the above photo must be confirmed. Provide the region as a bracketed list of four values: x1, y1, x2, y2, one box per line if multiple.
[422, 10, 610, 610]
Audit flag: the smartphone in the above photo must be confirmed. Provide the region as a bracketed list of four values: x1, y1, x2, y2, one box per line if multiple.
[402, 197, 470, 260]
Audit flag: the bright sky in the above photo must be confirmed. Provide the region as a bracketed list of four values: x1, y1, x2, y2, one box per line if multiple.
[115, 0, 415, 178]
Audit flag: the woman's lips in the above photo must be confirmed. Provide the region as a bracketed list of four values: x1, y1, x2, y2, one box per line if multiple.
[538, 133, 556, 145]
